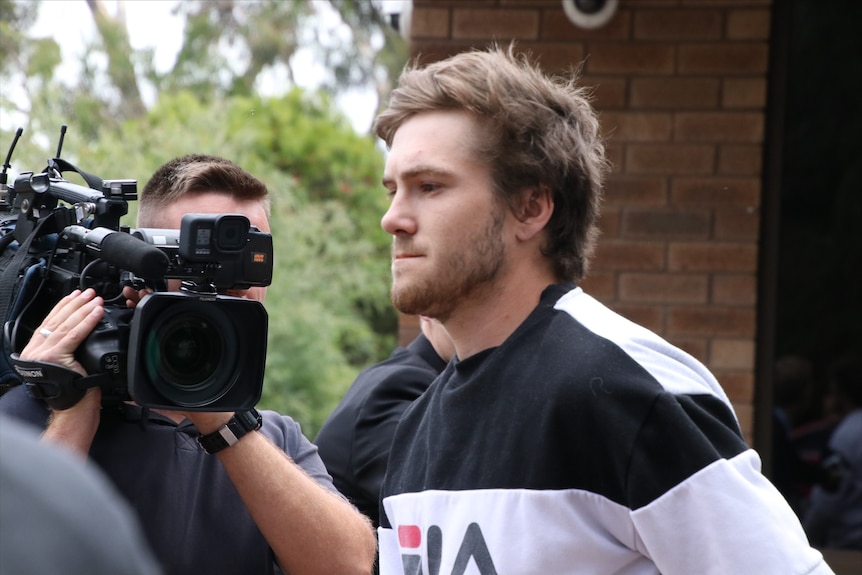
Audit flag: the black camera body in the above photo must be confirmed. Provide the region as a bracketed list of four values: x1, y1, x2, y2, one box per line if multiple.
[0, 145, 272, 412]
[131, 213, 273, 290]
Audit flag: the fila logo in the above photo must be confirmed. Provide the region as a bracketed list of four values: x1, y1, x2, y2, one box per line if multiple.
[398, 522, 498, 575]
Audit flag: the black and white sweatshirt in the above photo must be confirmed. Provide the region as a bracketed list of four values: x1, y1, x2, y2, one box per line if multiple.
[378, 284, 833, 575]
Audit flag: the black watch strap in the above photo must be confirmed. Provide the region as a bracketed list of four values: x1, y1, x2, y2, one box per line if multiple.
[197, 408, 263, 454]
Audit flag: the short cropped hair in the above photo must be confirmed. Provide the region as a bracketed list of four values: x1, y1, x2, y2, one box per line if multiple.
[374, 44, 608, 281]
[138, 154, 270, 227]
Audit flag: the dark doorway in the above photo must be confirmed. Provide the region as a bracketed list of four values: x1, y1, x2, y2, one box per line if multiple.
[758, 0, 862, 562]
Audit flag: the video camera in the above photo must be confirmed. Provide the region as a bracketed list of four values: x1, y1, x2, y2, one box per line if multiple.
[0, 127, 272, 411]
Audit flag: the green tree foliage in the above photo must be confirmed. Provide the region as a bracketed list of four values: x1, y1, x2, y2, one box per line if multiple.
[84, 0, 146, 118]
[0, 1, 45, 78]
[1, 0, 407, 434]
[3, 0, 407, 134]
[165, 0, 314, 100]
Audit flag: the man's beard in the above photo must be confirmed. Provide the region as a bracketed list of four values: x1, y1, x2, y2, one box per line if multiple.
[391, 208, 506, 321]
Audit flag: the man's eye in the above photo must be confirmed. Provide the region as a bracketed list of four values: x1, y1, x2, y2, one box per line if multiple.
[419, 183, 439, 193]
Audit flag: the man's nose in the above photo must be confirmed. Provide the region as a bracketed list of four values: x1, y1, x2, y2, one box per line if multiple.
[381, 193, 417, 236]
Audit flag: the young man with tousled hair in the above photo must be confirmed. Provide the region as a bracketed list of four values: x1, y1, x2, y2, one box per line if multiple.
[373, 45, 834, 575]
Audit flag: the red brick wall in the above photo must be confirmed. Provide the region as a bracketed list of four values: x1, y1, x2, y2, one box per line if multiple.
[400, 0, 773, 441]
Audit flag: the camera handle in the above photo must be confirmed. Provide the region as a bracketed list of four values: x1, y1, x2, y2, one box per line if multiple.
[45, 157, 104, 192]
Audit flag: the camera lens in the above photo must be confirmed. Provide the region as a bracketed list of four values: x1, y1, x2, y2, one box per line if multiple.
[216, 216, 247, 251]
[142, 301, 239, 407]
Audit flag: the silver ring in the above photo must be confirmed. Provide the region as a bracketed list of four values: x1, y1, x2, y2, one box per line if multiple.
[38, 328, 53, 338]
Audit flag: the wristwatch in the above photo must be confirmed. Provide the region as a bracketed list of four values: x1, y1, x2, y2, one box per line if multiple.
[197, 408, 263, 454]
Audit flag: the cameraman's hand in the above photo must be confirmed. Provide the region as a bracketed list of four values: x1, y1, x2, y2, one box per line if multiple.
[22, 289, 104, 372]
[122, 285, 153, 308]
[21, 289, 106, 456]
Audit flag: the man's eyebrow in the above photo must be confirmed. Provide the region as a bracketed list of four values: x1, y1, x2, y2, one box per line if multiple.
[382, 165, 455, 187]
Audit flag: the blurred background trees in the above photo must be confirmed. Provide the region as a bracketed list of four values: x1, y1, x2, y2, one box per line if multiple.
[0, 0, 409, 435]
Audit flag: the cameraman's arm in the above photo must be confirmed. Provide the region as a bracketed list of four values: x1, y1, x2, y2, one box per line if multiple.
[42, 389, 102, 456]
[188, 412, 377, 575]
[20, 289, 106, 457]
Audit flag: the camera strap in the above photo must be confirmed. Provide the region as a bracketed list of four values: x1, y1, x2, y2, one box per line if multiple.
[47, 158, 104, 192]
[9, 354, 110, 410]
[0, 211, 61, 329]
[0, 212, 65, 391]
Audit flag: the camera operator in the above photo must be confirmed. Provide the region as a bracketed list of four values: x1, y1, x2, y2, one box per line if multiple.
[0, 155, 376, 575]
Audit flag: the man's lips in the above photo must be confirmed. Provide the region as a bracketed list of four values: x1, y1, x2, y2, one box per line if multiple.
[392, 249, 424, 261]
[391, 253, 423, 273]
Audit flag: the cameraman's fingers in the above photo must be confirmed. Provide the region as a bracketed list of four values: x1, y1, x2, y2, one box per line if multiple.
[21, 289, 87, 355]
[45, 289, 101, 336]
[122, 285, 152, 308]
[22, 290, 104, 359]
[21, 304, 103, 369]
[38, 289, 86, 329]
[59, 299, 105, 345]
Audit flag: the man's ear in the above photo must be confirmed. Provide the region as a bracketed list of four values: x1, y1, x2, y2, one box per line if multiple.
[515, 185, 553, 241]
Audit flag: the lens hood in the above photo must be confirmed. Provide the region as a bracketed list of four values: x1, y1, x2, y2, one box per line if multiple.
[127, 292, 267, 411]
